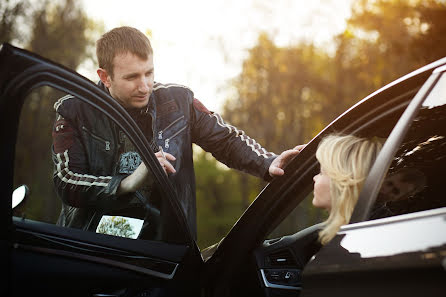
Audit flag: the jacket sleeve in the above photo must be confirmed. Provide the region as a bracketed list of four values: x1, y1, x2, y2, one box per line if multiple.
[52, 114, 127, 209]
[190, 98, 277, 180]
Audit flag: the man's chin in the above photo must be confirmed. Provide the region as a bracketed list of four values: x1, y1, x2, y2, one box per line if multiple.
[133, 102, 149, 109]
[130, 98, 149, 109]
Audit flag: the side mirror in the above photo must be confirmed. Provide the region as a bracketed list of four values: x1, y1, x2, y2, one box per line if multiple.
[12, 185, 29, 209]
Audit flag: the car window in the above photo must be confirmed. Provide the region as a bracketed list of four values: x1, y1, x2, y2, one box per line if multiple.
[369, 73, 446, 220]
[13, 85, 186, 244]
[267, 192, 327, 239]
[266, 88, 416, 239]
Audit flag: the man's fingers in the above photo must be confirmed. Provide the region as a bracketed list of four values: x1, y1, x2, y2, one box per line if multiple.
[161, 159, 176, 174]
[270, 167, 285, 177]
[154, 154, 176, 174]
[293, 144, 306, 151]
[281, 149, 300, 161]
[268, 144, 306, 178]
[284, 144, 306, 160]
[154, 151, 176, 174]
[164, 152, 176, 161]
[155, 151, 176, 161]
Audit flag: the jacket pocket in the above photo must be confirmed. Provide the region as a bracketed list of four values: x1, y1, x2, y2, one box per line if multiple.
[157, 115, 184, 140]
[82, 126, 112, 152]
[157, 116, 187, 149]
[81, 126, 114, 170]
[163, 125, 187, 149]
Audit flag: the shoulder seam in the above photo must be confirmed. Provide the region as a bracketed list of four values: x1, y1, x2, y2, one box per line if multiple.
[154, 82, 192, 92]
[54, 94, 75, 112]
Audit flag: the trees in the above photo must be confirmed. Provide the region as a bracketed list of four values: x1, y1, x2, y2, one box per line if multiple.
[28, 0, 97, 70]
[0, 0, 28, 44]
[332, 0, 446, 119]
[223, 33, 331, 154]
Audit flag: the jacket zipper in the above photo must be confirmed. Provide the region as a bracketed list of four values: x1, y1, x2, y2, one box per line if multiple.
[164, 126, 187, 149]
[158, 116, 185, 140]
[82, 126, 111, 151]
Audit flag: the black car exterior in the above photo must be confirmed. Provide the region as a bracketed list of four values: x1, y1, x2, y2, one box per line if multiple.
[1, 43, 446, 297]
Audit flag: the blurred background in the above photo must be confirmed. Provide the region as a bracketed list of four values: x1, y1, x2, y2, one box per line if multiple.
[4, 0, 446, 249]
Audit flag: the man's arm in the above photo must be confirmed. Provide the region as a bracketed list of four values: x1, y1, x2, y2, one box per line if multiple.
[117, 150, 176, 195]
[192, 98, 291, 179]
[191, 98, 304, 180]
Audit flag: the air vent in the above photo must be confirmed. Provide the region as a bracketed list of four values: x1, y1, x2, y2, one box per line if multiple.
[266, 249, 297, 267]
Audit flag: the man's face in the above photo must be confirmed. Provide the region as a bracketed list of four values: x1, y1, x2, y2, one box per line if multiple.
[99, 52, 154, 109]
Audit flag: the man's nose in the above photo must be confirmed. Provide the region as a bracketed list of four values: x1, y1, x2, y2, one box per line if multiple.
[138, 78, 151, 93]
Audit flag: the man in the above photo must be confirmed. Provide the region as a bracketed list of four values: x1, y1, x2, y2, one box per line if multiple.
[52, 26, 303, 240]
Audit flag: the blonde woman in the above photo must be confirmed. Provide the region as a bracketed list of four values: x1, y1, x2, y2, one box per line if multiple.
[312, 134, 383, 245]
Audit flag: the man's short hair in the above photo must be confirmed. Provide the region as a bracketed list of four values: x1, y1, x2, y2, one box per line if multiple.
[96, 26, 153, 78]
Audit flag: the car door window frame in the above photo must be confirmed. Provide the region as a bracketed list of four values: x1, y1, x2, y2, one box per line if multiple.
[1, 45, 201, 277]
[350, 70, 444, 223]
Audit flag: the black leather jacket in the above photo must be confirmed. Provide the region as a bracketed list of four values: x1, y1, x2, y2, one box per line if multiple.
[52, 82, 276, 239]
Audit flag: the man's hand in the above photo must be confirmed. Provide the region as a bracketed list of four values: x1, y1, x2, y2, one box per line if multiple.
[269, 144, 306, 178]
[118, 152, 176, 195]
[155, 150, 176, 175]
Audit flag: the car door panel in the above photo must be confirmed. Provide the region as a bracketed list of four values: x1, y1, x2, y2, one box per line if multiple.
[12, 221, 187, 296]
[301, 208, 446, 297]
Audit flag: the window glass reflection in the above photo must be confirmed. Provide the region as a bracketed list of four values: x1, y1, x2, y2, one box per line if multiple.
[370, 75, 446, 219]
[422, 72, 446, 108]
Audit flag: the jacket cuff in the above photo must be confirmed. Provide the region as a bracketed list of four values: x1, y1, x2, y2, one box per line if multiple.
[262, 155, 277, 182]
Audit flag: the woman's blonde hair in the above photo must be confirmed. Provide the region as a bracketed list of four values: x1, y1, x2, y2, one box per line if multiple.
[316, 134, 383, 245]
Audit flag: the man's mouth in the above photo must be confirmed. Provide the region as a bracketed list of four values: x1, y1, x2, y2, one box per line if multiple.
[133, 94, 148, 100]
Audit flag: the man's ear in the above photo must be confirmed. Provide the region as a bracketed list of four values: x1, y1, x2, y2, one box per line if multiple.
[97, 68, 112, 88]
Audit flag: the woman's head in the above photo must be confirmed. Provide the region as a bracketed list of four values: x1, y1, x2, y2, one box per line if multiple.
[314, 134, 383, 244]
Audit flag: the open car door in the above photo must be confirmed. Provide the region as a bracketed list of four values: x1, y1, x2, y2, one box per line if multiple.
[0, 44, 203, 297]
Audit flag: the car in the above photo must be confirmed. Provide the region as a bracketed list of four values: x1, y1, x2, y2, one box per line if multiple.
[1, 43, 446, 297]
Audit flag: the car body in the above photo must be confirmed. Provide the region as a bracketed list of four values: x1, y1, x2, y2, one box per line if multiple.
[1, 43, 445, 297]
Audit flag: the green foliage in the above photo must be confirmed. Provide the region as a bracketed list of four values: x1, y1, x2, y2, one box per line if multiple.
[194, 145, 262, 248]
[224, 33, 332, 153]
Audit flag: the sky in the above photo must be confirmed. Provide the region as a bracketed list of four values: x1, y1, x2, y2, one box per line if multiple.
[80, 0, 353, 113]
